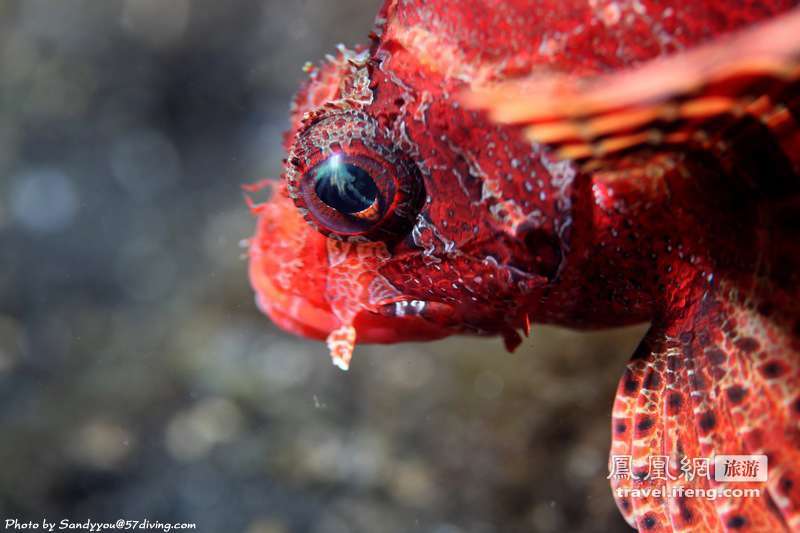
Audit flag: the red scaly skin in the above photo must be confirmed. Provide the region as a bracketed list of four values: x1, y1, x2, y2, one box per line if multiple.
[247, 1, 800, 530]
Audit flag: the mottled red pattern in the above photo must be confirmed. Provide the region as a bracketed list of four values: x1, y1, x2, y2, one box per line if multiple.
[247, 1, 800, 530]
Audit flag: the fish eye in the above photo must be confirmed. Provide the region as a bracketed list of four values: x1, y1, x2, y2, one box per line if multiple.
[313, 155, 380, 220]
[286, 111, 425, 242]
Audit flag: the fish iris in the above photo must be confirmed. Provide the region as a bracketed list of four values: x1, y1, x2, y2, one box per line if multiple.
[313, 157, 378, 215]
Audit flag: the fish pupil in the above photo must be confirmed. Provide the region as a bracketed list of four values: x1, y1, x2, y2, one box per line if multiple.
[313, 158, 378, 214]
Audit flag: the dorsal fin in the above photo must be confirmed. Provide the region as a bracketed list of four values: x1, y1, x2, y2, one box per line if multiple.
[464, 8, 800, 170]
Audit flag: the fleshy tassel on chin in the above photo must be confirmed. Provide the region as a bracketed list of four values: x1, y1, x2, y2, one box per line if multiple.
[326, 324, 357, 370]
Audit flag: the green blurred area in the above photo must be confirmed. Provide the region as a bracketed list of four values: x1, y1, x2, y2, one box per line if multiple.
[0, 1, 643, 531]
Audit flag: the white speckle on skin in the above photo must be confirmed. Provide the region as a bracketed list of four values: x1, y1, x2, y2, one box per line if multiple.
[602, 3, 621, 26]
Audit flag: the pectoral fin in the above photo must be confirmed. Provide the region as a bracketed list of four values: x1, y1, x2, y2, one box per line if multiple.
[611, 286, 800, 531]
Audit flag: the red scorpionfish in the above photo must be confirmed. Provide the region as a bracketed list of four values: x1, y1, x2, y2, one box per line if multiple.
[246, 1, 800, 530]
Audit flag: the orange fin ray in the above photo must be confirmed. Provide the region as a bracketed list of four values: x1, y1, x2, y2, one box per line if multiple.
[464, 8, 800, 167]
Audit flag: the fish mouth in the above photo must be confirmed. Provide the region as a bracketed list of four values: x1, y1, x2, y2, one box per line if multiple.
[252, 247, 531, 366]
[253, 270, 458, 345]
[250, 253, 457, 345]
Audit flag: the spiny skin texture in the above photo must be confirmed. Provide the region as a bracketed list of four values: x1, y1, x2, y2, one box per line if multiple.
[247, 1, 800, 530]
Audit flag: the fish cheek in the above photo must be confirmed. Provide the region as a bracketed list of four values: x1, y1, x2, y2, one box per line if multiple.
[519, 225, 564, 281]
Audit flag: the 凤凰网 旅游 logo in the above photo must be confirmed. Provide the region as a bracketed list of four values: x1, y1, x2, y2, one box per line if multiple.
[607, 454, 768, 482]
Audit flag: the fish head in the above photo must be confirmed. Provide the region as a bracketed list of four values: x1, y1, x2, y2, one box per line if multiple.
[247, 43, 576, 369]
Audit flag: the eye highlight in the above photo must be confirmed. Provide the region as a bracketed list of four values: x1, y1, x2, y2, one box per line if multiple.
[286, 111, 425, 242]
